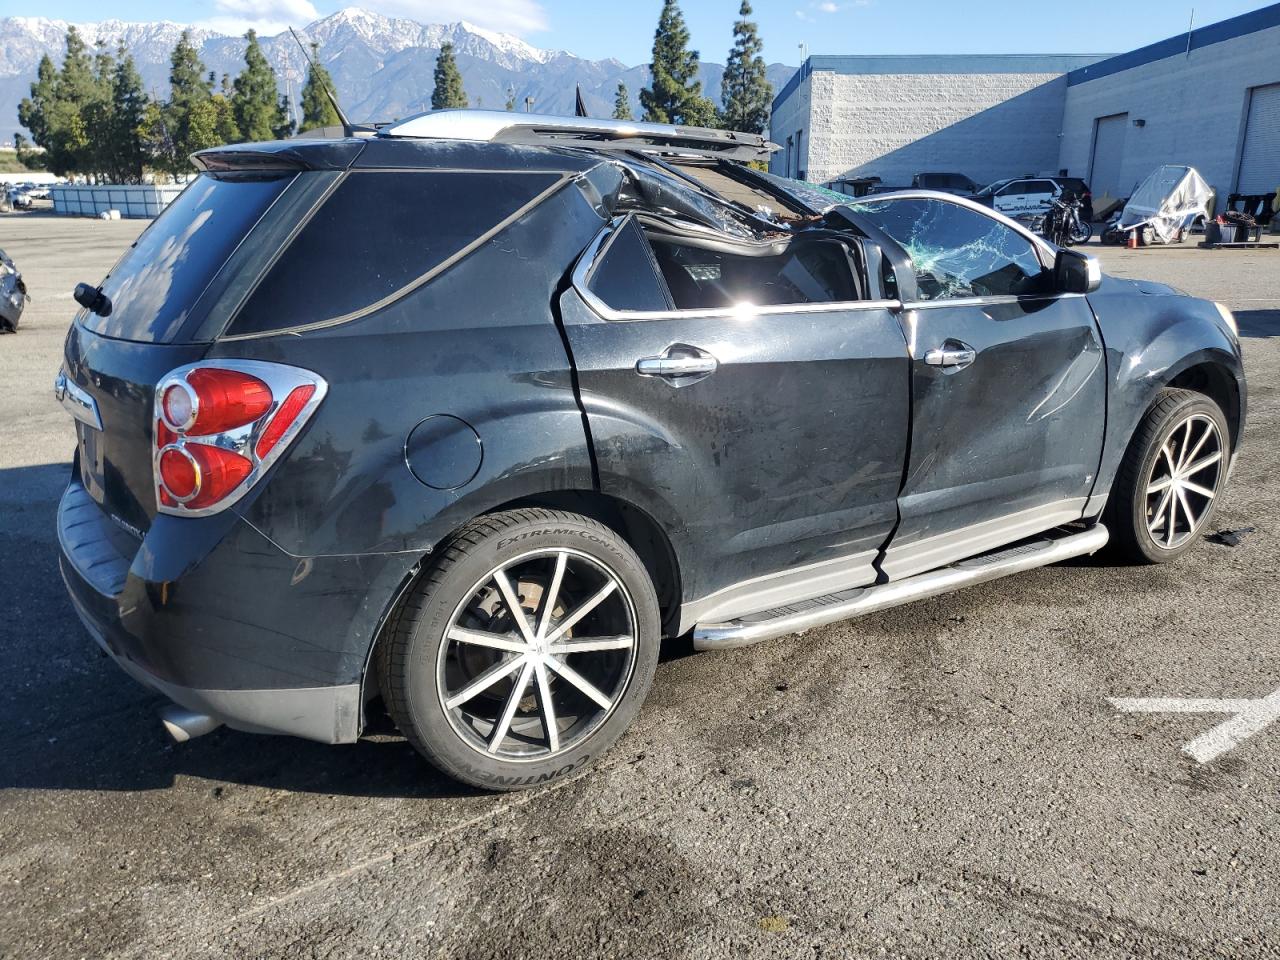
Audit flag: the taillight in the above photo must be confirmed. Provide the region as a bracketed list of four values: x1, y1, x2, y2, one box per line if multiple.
[154, 360, 327, 517]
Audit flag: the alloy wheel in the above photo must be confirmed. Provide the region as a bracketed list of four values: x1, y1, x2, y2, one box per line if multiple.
[1144, 413, 1223, 549]
[436, 548, 638, 762]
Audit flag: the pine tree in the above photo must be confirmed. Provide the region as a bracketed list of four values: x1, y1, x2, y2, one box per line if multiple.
[640, 0, 716, 127]
[719, 1, 771, 134]
[104, 48, 147, 182]
[232, 30, 288, 142]
[431, 42, 468, 110]
[300, 42, 341, 132]
[612, 81, 633, 120]
[504, 84, 517, 112]
[169, 31, 211, 113]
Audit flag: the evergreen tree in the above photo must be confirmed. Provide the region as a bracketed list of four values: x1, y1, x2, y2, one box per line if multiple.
[169, 31, 211, 113]
[300, 43, 341, 132]
[108, 49, 148, 182]
[232, 30, 288, 142]
[504, 84, 517, 112]
[430, 42, 468, 110]
[14, 132, 46, 170]
[140, 30, 219, 177]
[640, 0, 715, 127]
[612, 81, 633, 120]
[719, 0, 771, 134]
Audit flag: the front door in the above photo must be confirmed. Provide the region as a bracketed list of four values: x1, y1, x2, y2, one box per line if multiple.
[845, 196, 1106, 580]
[559, 216, 910, 627]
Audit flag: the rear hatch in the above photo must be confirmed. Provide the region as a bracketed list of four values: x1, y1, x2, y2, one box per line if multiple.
[61, 155, 337, 536]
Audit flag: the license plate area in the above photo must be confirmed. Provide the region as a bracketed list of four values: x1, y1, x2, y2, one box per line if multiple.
[77, 421, 108, 506]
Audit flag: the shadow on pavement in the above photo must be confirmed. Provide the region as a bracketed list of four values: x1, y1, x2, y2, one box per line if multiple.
[0, 461, 478, 800]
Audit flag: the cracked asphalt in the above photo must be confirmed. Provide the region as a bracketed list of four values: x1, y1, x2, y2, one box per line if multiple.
[1, 214, 1277, 959]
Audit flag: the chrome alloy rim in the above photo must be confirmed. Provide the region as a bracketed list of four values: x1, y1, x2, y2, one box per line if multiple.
[437, 548, 638, 762]
[1145, 413, 1224, 549]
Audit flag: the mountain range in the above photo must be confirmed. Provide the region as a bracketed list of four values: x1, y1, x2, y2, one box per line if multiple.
[1, 9, 797, 141]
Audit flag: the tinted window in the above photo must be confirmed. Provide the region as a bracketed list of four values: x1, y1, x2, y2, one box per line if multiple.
[1023, 180, 1057, 197]
[650, 236, 856, 310]
[587, 219, 673, 312]
[996, 180, 1028, 196]
[85, 174, 293, 342]
[851, 197, 1047, 300]
[230, 170, 560, 336]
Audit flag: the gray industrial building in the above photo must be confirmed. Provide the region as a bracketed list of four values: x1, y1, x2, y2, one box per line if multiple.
[772, 3, 1280, 210]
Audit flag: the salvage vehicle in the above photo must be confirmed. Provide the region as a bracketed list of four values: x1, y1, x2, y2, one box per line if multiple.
[911, 172, 978, 195]
[56, 112, 1246, 790]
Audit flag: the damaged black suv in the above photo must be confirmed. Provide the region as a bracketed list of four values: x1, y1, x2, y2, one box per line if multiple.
[57, 112, 1245, 790]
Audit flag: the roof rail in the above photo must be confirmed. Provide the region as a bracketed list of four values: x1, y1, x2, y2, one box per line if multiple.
[379, 110, 778, 161]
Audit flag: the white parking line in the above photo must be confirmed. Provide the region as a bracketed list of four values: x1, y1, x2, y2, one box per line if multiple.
[1109, 686, 1280, 762]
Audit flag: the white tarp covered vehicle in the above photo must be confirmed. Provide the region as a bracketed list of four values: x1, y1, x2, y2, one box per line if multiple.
[1116, 164, 1213, 244]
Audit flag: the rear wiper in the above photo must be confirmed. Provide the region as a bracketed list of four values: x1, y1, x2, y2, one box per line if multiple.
[73, 282, 112, 317]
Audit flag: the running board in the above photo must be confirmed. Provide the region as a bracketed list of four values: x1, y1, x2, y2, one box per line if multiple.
[692, 524, 1109, 651]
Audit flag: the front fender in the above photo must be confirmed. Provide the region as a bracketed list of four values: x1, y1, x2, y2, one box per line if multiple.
[1088, 286, 1245, 510]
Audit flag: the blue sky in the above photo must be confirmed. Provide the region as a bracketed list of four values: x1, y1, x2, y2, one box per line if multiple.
[5, 0, 1275, 66]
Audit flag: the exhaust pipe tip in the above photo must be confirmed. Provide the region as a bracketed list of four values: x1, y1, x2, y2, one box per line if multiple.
[160, 705, 222, 742]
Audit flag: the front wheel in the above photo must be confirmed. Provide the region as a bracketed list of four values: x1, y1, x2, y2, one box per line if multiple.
[1104, 389, 1230, 563]
[1070, 220, 1093, 244]
[379, 509, 661, 790]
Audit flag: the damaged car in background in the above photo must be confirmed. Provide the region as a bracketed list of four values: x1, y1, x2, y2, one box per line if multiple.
[55, 112, 1245, 790]
[0, 248, 27, 333]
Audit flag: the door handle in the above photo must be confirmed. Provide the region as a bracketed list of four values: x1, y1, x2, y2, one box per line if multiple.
[636, 345, 718, 386]
[924, 343, 976, 370]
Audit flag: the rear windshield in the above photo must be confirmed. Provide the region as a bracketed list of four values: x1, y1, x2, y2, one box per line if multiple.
[227, 169, 562, 337]
[84, 174, 293, 342]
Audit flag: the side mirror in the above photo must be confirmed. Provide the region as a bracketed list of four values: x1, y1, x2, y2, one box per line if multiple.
[1054, 248, 1101, 294]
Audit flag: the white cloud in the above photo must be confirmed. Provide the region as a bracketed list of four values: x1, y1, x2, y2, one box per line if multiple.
[817, 1, 839, 11]
[357, 0, 550, 34]
[196, 0, 319, 35]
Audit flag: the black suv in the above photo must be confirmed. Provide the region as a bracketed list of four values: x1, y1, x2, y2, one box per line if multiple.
[57, 112, 1245, 790]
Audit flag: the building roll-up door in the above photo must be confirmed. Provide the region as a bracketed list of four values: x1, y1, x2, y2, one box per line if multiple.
[1238, 83, 1280, 195]
[1090, 113, 1128, 204]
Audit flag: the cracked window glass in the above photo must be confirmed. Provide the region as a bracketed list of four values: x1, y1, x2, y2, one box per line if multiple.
[850, 198, 1048, 301]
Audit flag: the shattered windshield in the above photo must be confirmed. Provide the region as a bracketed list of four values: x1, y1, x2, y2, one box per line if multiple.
[849, 197, 1048, 300]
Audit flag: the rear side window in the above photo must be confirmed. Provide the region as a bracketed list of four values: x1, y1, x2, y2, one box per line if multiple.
[86, 174, 293, 343]
[228, 170, 561, 336]
[586, 217, 859, 314]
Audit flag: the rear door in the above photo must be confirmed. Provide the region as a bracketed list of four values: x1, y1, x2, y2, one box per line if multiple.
[559, 217, 910, 627]
[846, 196, 1106, 580]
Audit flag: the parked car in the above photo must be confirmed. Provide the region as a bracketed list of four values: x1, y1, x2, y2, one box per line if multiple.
[911, 172, 978, 195]
[56, 113, 1245, 790]
[973, 176, 1095, 223]
[0, 248, 27, 332]
[822, 175, 882, 198]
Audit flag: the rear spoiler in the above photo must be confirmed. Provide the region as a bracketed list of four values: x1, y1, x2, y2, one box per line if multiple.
[380, 110, 778, 163]
[191, 139, 365, 173]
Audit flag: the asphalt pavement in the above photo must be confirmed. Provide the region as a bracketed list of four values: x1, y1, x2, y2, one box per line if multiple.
[1, 213, 1277, 959]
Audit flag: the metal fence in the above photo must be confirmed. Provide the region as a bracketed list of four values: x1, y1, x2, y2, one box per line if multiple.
[51, 184, 186, 219]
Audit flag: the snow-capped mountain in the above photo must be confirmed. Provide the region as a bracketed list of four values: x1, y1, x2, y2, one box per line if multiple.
[1, 8, 795, 139]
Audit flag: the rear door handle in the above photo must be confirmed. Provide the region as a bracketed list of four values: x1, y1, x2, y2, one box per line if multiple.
[924, 343, 977, 370]
[636, 345, 718, 386]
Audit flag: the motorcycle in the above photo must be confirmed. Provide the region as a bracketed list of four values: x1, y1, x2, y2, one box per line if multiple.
[1032, 194, 1092, 247]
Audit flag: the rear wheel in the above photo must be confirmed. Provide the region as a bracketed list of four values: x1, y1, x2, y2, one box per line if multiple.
[1104, 389, 1229, 563]
[379, 509, 661, 790]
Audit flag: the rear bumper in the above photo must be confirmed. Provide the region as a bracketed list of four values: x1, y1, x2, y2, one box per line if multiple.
[57, 480, 383, 744]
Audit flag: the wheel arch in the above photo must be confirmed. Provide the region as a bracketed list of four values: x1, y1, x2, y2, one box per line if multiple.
[1165, 359, 1243, 452]
[358, 488, 685, 720]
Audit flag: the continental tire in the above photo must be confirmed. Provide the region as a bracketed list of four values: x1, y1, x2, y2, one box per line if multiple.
[379, 508, 661, 791]
[1104, 388, 1230, 564]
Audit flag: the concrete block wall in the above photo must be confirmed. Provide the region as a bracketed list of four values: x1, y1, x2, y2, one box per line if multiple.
[807, 70, 1071, 187]
[1059, 18, 1280, 209]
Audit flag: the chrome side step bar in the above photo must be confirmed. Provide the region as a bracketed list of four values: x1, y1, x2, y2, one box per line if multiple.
[692, 524, 1109, 651]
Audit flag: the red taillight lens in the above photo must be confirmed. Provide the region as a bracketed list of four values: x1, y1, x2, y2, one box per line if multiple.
[255, 384, 316, 460]
[185, 444, 253, 509]
[154, 361, 326, 516]
[183, 368, 272, 436]
[158, 447, 198, 500]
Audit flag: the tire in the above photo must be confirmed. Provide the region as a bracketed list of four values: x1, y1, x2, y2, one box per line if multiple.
[1071, 221, 1093, 244]
[379, 508, 661, 791]
[1104, 389, 1230, 564]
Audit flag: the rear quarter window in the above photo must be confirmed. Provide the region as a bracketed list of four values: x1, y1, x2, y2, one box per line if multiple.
[227, 169, 563, 337]
[85, 174, 293, 343]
